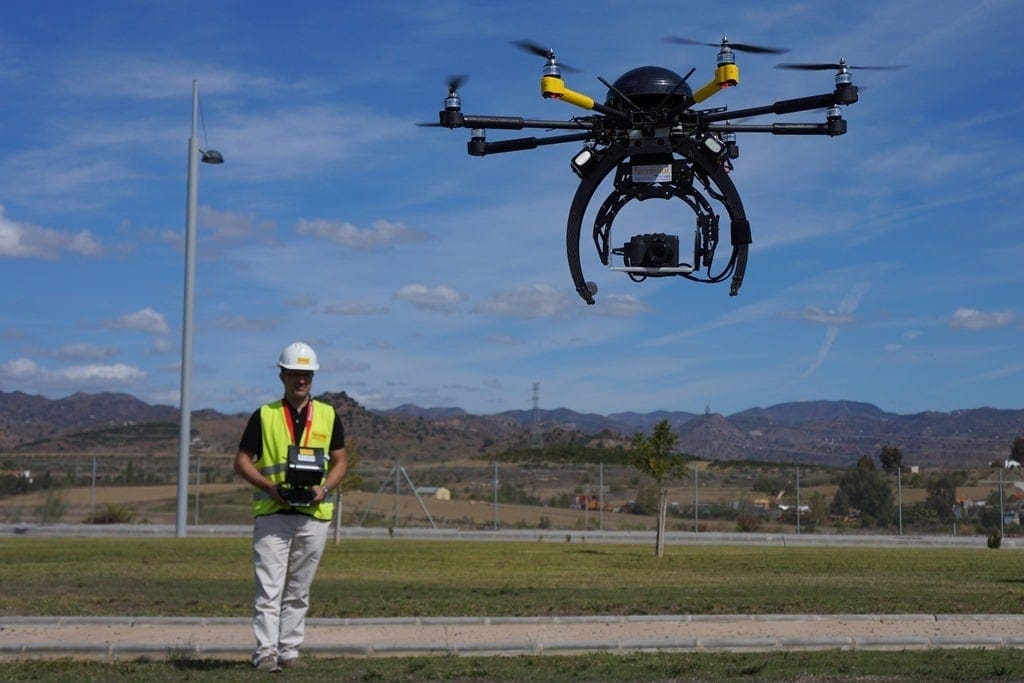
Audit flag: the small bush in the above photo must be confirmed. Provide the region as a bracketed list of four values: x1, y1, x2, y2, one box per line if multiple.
[987, 529, 1002, 549]
[736, 510, 762, 533]
[36, 490, 68, 524]
[86, 504, 136, 524]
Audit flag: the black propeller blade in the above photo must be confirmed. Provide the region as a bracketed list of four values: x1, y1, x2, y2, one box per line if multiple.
[662, 35, 789, 55]
[510, 39, 581, 73]
[776, 62, 906, 71]
[446, 75, 468, 92]
[415, 75, 471, 127]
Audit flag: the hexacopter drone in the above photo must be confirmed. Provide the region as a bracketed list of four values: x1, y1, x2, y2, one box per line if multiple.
[425, 37, 897, 305]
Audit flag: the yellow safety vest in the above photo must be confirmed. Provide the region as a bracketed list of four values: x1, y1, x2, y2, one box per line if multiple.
[251, 398, 336, 520]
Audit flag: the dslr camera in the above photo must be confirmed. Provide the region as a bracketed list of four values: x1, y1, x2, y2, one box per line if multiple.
[277, 445, 325, 507]
[623, 233, 679, 270]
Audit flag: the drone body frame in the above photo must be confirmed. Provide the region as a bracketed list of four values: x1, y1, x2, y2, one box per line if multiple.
[430, 39, 864, 304]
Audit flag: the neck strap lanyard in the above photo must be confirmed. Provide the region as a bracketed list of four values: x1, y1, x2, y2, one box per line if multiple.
[281, 401, 314, 447]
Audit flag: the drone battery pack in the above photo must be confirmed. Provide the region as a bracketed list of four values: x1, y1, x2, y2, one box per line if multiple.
[285, 445, 325, 488]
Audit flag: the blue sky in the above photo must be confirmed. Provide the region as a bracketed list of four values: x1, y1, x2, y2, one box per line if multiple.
[1, 1, 1022, 417]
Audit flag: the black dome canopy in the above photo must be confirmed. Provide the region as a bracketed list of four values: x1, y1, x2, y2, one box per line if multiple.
[605, 66, 693, 108]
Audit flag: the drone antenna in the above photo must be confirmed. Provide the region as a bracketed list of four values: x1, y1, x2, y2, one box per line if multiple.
[656, 67, 697, 108]
[597, 75, 641, 112]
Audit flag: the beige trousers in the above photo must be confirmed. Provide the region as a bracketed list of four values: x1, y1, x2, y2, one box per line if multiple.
[251, 512, 330, 663]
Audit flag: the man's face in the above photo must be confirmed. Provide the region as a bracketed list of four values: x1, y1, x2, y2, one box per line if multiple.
[280, 369, 314, 404]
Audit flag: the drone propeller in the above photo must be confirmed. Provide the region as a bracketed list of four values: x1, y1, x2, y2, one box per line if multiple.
[415, 75, 472, 127]
[661, 35, 789, 55]
[511, 39, 581, 73]
[446, 74, 469, 93]
[776, 62, 906, 71]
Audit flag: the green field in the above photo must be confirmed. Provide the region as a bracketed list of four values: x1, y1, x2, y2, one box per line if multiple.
[2, 537, 1022, 616]
[2, 537, 1023, 680]
[2, 650, 1023, 682]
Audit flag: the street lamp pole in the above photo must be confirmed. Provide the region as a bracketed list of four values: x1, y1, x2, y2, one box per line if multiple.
[176, 80, 222, 537]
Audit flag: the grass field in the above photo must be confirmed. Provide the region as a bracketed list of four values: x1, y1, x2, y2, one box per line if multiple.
[2, 649, 1023, 681]
[2, 537, 1023, 616]
[2, 537, 1023, 680]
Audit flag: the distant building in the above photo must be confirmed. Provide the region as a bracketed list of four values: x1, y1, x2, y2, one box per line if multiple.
[415, 486, 451, 501]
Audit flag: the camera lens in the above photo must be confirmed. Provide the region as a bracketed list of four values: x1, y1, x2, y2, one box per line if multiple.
[649, 240, 670, 265]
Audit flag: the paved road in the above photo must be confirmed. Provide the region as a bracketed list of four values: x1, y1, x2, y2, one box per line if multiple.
[2, 614, 1023, 661]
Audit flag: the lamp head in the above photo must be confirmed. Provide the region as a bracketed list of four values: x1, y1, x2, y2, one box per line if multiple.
[200, 149, 224, 164]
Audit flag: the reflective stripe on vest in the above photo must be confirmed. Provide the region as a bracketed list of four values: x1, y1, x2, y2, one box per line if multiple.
[252, 398, 336, 520]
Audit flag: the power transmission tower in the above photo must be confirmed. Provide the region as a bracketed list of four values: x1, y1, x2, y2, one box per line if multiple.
[531, 382, 543, 449]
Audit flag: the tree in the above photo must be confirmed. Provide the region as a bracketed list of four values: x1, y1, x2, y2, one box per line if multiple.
[925, 470, 966, 524]
[629, 420, 687, 557]
[804, 491, 829, 530]
[831, 455, 894, 527]
[1011, 436, 1024, 464]
[333, 445, 363, 526]
[878, 445, 903, 474]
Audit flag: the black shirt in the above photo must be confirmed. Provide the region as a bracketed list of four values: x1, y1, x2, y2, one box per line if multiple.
[238, 399, 345, 458]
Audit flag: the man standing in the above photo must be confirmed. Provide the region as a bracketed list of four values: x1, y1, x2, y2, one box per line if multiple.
[234, 341, 347, 672]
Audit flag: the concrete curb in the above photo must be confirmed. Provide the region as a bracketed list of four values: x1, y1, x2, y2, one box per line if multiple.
[3, 615, 1024, 660]
[3, 524, 1021, 549]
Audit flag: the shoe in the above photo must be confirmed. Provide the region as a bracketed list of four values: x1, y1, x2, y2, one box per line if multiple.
[279, 657, 302, 669]
[255, 655, 281, 673]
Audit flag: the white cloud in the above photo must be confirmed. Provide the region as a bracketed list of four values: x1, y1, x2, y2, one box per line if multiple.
[215, 106, 409, 178]
[198, 206, 275, 242]
[0, 357, 40, 380]
[475, 284, 569, 318]
[296, 218, 427, 250]
[395, 284, 465, 312]
[783, 307, 857, 326]
[948, 307, 1015, 330]
[0, 205, 103, 259]
[289, 295, 316, 309]
[323, 303, 390, 315]
[0, 146, 139, 209]
[57, 59, 264, 100]
[151, 337, 174, 354]
[51, 343, 119, 361]
[587, 294, 652, 318]
[962, 362, 1024, 383]
[487, 335, 525, 346]
[103, 308, 170, 335]
[322, 358, 371, 373]
[800, 283, 870, 378]
[0, 357, 144, 385]
[210, 315, 280, 332]
[58, 363, 145, 382]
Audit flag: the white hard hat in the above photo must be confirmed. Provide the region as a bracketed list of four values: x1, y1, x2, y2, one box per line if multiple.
[278, 341, 319, 371]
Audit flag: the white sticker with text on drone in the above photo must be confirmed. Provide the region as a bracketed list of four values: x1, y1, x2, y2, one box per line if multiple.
[632, 163, 672, 183]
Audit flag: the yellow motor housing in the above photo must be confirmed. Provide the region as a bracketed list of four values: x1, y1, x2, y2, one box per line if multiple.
[541, 76, 596, 111]
[693, 63, 741, 103]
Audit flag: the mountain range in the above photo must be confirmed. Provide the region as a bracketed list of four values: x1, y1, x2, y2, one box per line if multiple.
[2, 390, 1022, 468]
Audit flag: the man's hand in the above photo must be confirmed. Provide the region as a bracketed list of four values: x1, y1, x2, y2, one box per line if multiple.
[267, 483, 287, 505]
[312, 485, 328, 504]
